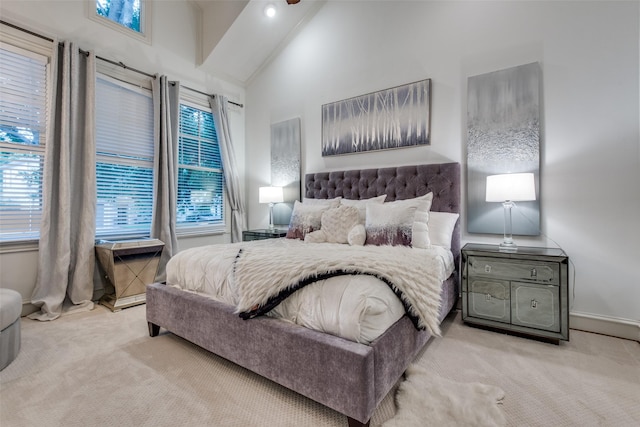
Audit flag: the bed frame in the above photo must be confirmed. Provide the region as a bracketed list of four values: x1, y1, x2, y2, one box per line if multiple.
[146, 162, 461, 426]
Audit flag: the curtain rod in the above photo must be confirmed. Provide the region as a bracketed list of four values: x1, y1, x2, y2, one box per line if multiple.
[180, 84, 244, 108]
[2, 19, 244, 108]
[1, 19, 53, 42]
[88, 51, 157, 80]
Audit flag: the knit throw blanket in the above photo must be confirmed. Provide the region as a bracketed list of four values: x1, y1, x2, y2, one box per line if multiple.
[234, 242, 451, 336]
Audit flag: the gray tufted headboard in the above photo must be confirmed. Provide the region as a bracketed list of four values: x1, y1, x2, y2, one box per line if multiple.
[305, 162, 461, 280]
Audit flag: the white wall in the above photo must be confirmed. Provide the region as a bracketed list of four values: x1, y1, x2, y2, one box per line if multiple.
[0, 0, 245, 313]
[245, 1, 640, 339]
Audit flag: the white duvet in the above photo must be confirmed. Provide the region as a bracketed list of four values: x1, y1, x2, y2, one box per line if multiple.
[166, 238, 454, 344]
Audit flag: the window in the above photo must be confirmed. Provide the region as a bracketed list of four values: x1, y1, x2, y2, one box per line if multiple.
[177, 102, 225, 234]
[0, 42, 49, 243]
[90, 0, 151, 44]
[95, 74, 154, 239]
[96, 0, 141, 32]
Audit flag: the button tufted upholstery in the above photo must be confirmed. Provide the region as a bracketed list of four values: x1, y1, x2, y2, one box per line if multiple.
[305, 163, 461, 280]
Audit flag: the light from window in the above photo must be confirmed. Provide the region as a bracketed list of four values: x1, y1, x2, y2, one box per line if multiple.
[95, 75, 154, 238]
[96, 0, 141, 33]
[177, 103, 224, 232]
[0, 44, 48, 242]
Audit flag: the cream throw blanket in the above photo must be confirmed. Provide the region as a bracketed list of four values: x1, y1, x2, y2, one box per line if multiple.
[234, 242, 452, 336]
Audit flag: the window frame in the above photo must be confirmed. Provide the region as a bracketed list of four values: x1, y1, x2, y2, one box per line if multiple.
[87, 0, 152, 45]
[176, 95, 227, 237]
[0, 24, 53, 249]
[94, 72, 155, 241]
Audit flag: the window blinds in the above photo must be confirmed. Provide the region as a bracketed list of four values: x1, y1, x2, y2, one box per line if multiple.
[0, 43, 48, 242]
[95, 74, 154, 238]
[177, 102, 224, 232]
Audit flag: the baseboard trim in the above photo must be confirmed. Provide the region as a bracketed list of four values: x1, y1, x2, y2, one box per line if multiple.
[22, 299, 638, 342]
[570, 312, 639, 342]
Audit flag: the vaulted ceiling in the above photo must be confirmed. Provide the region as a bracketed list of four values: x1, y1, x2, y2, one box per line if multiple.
[191, 0, 325, 86]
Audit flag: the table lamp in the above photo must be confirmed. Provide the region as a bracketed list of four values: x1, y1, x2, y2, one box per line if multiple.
[485, 173, 536, 251]
[259, 186, 284, 230]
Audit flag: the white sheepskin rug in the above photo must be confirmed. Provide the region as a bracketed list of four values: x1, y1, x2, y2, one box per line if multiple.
[382, 364, 506, 427]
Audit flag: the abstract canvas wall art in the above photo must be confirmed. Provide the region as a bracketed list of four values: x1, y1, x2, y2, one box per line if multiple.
[270, 117, 301, 226]
[467, 62, 541, 236]
[321, 79, 431, 156]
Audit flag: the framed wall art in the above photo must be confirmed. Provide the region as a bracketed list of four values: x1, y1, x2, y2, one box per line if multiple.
[466, 62, 541, 236]
[321, 79, 431, 156]
[270, 117, 301, 226]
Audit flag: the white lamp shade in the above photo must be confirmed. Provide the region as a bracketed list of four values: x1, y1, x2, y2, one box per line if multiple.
[486, 173, 536, 202]
[259, 186, 284, 204]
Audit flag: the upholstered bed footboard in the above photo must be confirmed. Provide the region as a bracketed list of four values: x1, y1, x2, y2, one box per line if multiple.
[147, 282, 443, 424]
[146, 279, 456, 425]
[147, 283, 379, 423]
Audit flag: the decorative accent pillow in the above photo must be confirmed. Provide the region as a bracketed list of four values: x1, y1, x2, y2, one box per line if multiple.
[303, 229, 327, 243]
[347, 224, 366, 246]
[286, 201, 332, 240]
[428, 212, 460, 249]
[365, 193, 433, 246]
[320, 205, 361, 244]
[340, 195, 387, 223]
[411, 209, 431, 249]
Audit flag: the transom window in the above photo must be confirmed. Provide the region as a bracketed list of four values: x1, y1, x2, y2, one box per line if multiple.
[90, 0, 151, 44]
[96, 0, 141, 33]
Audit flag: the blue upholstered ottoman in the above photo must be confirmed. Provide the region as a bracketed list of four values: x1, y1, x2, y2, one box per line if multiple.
[0, 288, 21, 371]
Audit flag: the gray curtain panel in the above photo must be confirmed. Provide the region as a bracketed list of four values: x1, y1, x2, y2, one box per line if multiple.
[29, 42, 96, 321]
[210, 95, 246, 242]
[150, 76, 179, 282]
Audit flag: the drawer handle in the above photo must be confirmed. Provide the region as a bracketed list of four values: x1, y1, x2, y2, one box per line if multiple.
[485, 265, 491, 273]
[531, 299, 537, 309]
[485, 293, 492, 301]
[530, 268, 537, 278]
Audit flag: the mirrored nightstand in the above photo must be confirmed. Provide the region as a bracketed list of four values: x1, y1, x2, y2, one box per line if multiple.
[242, 229, 287, 241]
[461, 243, 570, 344]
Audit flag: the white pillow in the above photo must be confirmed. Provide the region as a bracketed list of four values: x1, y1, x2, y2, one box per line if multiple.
[320, 205, 361, 244]
[347, 224, 366, 246]
[304, 229, 327, 243]
[340, 195, 387, 223]
[302, 197, 341, 208]
[428, 211, 459, 249]
[411, 209, 431, 249]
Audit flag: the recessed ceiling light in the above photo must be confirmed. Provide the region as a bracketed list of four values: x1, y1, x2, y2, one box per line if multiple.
[264, 4, 276, 18]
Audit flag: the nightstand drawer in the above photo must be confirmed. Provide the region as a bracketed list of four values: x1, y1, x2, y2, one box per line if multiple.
[467, 278, 511, 324]
[467, 256, 559, 285]
[511, 282, 560, 333]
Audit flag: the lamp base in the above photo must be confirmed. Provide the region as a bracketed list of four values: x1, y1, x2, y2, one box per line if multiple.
[268, 203, 275, 230]
[499, 201, 518, 252]
[499, 241, 518, 252]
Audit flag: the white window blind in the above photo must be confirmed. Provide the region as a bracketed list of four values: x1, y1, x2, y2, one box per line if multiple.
[177, 102, 224, 233]
[0, 43, 48, 242]
[95, 74, 154, 238]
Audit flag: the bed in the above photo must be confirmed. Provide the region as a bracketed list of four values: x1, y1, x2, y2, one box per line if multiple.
[146, 162, 461, 426]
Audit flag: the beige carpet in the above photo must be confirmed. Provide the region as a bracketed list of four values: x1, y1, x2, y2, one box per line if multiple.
[1, 304, 639, 427]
